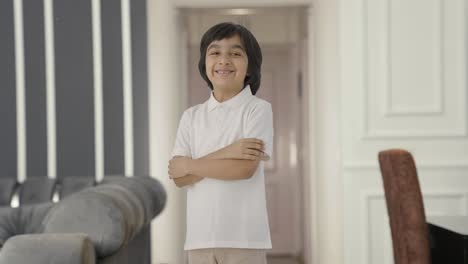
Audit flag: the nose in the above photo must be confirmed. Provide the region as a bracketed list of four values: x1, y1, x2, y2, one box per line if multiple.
[218, 53, 231, 65]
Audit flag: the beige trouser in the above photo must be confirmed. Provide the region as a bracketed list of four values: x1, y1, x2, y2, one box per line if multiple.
[188, 248, 267, 264]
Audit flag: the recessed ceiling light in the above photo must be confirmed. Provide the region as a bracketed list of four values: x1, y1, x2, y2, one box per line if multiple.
[225, 8, 256, 16]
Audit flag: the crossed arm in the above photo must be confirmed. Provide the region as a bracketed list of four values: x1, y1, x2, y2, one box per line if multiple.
[168, 138, 269, 188]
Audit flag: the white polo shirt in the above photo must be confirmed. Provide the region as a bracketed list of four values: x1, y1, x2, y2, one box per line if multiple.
[172, 85, 273, 250]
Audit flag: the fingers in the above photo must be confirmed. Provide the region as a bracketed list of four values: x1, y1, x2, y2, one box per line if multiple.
[241, 140, 265, 152]
[243, 149, 271, 161]
[244, 148, 263, 157]
[241, 138, 264, 145]
[244, 142, 264, 151]
[243, 153, 270, 161]
[261, 153, 270, 161]
[243, 154, 260, 160]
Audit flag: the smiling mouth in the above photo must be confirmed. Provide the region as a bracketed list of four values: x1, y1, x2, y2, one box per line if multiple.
[215, 70, 234, 75]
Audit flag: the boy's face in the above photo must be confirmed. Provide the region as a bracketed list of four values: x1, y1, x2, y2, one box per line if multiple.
[205, 35, 248, 92]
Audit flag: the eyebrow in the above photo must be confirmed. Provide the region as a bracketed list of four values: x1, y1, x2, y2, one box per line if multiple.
[207, 44, 245, 52]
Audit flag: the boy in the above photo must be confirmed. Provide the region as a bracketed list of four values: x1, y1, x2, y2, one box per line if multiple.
[168, 22, 273, 264]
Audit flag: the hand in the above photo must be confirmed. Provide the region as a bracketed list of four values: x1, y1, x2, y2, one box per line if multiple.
[168, 156, 191, 179]
[221, 138, 268, 161]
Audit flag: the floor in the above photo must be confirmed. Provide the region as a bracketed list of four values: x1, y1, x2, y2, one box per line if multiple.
[267, 257, 301, 264]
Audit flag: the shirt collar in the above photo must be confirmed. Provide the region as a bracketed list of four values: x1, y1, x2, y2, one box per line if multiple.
[207, 85, 253, 112]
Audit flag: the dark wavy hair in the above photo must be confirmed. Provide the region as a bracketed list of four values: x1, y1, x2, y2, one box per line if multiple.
[198, 22, 262, 95]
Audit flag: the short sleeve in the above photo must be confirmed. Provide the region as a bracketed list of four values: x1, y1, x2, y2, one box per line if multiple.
[245, 101, 274, 159]
[171, 110, 192, 158]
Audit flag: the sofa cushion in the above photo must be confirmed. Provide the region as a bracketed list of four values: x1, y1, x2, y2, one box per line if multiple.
[102, 176, 166, 220]
[0, 207, 14, 248]
[59, 176, 95, 198]
[0, 202, 53, 248]
[42, 190, 126, 257]
[0, 233, 96, 264]
[0, 178, 16, 207]
[19, 177, 56, 205]
[81, 185, 145, 242]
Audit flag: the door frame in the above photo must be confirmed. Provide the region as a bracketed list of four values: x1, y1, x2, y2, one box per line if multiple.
[147, 1, 341, 264]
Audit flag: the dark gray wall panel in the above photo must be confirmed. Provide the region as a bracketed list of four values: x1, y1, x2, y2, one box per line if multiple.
[102, 0, 124, 175]
[24, 0, 47, 177]
[0, 0, 17, 178]
[54, 0, 95, 177]
[131, 0, 149, 176]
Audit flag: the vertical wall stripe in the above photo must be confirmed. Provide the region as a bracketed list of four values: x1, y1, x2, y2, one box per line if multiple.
[92, 0, 104, 182]
[102, 0, 124, 176]
[55, 0, 95, 177]
[44, 0, 57, 179]
[131, 0, 149, 176]
[0, 0, 17, 178]
[122, 0, 134, 177]
[24, 0, 47, 177]
[14, 0, 27, 183]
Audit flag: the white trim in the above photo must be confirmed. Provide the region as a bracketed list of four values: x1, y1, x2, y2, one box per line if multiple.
[172, 0, 310, 7]
[344, 161, 468, 170]
[148, 1, 186, 263]
[92, 0, 104, 182]
[306, 7, 318, 264]
[44, 0, 57, 179]
[14, 0, 26, 183]
[383, 0, 444, 116]
[361, 0, 466, 139]
[362, 191, 468, 263]
[311, 0, 342, 263]
[122, 0, 134, 177]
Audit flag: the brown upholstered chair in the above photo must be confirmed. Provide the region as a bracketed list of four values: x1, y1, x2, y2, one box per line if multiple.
[378, 149, 431, 264]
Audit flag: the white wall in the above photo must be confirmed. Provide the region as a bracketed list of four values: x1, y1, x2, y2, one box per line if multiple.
[340, 0, 468, 263]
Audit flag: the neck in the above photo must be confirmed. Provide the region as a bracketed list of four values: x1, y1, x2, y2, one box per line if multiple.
[212, 85, 244, 102]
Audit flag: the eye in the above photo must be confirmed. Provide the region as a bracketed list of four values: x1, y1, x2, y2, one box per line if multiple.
[231, 52, 242, 57]
[209, 51, 220, 56]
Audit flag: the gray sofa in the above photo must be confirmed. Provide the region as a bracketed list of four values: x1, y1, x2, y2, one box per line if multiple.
[0, 176, 166, 264]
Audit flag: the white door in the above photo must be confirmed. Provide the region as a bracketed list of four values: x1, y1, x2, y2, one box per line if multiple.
[340, 1, 468, 263]
[187, 41, 303, 258]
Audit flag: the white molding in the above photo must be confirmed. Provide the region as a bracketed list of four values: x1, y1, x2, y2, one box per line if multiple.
[14, 0, 26, 183]
[362, 192, 384, 264]
[362, 128, 468, 139]
[382, 217, 394, 264]
[344, 161, 468, 170]
[383, 0, 444, 116]
[122, 0, 134, 177]
[44, 0, 57, 179]
[362, 190, 468, 263]
[173, 0, 310, 8]
[148, 1, 186, 263]
[92, 0, 104, 182]
[361, 0, 467, 139]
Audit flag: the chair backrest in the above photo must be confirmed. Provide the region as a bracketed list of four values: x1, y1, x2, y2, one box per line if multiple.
[378, 149, 430, 264]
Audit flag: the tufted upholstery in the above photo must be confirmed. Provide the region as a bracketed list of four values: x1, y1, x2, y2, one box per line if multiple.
[0, 233, 96, 264]
[378, 149, 431, 264]
[19, 177, 56, 205]
[0, 178, 17, 207]
[59, 176, 96, 198]
[0, 176, 166, 264]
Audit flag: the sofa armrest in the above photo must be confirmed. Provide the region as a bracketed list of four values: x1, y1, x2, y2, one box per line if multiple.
[0, 233, 96, 264]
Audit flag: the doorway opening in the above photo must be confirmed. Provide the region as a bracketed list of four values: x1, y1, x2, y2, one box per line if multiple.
[179, 7, 310, 263]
